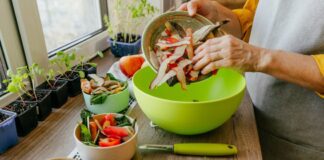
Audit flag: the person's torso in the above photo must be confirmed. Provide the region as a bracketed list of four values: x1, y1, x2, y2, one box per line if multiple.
[246, 0, 324, 159]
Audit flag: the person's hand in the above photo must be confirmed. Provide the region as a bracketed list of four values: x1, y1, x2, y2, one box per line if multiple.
[192, 35, 270, 74]
[177, 0, 219, 23]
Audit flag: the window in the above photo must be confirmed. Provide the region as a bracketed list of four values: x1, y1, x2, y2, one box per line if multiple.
[11, 0, 109, 72]
[0, 42, 8, 95]
[37, 0, 103, 53]
[0, 0, 28, 106]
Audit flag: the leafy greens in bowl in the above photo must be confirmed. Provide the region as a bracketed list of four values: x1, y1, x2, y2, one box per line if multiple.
[74, 109, 137, 160]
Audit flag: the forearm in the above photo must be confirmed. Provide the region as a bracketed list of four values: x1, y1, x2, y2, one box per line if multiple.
[211, 2, 242, 38]
[259, 50, 324, 93]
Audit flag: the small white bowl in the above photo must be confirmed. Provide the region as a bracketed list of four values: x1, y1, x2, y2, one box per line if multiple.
[74, 114, 138, 160]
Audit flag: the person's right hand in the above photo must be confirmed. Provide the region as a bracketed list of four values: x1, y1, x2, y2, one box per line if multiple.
[177, 0, 219, 23]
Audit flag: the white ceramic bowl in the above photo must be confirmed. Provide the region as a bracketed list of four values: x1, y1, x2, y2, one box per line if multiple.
[74, 114, 138, 160]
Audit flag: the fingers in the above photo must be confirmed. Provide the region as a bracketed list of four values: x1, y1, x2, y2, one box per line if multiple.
[201, 60, 227, 75]
[193, 51, 223, 70]
[187, 1, 199, 16]
[194, 38, 223, 54]
[193, 45, 223, 63]
[177, 3, 188, 11]
[177, 1, 197, 16]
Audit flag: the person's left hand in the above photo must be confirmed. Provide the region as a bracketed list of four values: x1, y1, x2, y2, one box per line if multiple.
[192, 35, 268, 74]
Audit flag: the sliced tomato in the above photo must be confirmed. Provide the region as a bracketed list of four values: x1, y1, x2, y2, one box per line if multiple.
[165, 37, 179, 44]
[102, 120, 111, 129]
[102, 126, 129, 138]
[100, 114, 117, 128]
[99, 137, 121, 147]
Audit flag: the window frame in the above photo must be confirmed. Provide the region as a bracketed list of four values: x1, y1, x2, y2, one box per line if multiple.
[0, 0, 28, 107]
[0, 42, 9, 96]
[11, 0, 110, 86]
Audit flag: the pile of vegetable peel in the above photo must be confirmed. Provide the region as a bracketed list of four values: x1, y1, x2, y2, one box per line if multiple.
[149, 20, 229, 90]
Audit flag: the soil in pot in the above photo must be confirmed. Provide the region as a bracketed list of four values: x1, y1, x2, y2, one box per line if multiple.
[3, 102, 38, 136]
[57, 71, 81, 97]
[0, 112, 9, 123]
[18, 90, 52, 121]
[37, 80, 68, 108]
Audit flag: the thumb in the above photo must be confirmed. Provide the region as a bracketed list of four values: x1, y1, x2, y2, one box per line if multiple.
[177, 3, 188, 11]
[187, 1, 198, 16]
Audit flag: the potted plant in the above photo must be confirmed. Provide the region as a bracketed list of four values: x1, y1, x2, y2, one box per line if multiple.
[0, 109, 18, 153]
[34, 64, 69, 108]
[72, 51, 104, 78]
[51, 51, 82, 97]
[12, 67, 52, 121]
[104, 0, 158, 57]
[2, 70, 39, 136]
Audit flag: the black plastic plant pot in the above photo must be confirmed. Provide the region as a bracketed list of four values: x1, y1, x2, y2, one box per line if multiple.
[86, 65, 97, 76]
[3, 101, 38, 137]
[17, 90, 52, 121]
[72, 64, 97, 78]
[36, 80, 68, 108]
[57, 71, 81, 97]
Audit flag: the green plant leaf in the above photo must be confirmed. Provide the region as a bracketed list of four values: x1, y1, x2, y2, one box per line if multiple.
[107, 73, 118, 81]
[87, 63, 97, 67]
[6, 83, 19, 93]
[90, 92, 111, 105]
[80, 109, 92, 126]
[78, 71, 85, 79]
[115, 115, 132, 127]
[80, 123, 92, 143]
[96, 51, 104, 58]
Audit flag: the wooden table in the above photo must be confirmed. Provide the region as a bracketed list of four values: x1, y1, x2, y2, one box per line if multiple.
[0, 51, 262, 160]
[130, 92, 262, 160]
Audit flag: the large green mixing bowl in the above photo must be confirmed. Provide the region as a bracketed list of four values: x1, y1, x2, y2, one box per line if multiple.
[133, 67, 246, 135]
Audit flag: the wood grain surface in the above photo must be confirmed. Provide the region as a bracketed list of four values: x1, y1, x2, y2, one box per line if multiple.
[0, 51, 262, 160]
[131, 92, 262, 160]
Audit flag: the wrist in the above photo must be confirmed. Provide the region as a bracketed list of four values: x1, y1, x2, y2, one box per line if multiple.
[256, 48, 274, 72]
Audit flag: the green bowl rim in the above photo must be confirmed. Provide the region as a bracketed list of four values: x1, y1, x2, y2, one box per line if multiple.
[133, 67, 246, 104]
[141, 11, 214, 72]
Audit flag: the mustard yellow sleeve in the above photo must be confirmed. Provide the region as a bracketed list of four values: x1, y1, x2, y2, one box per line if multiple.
[312, 54, 324, 98]
[232, 0, 259, 42]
